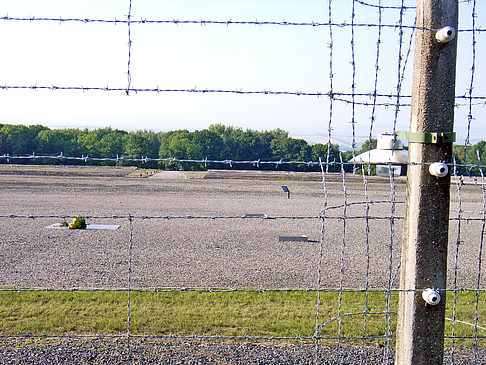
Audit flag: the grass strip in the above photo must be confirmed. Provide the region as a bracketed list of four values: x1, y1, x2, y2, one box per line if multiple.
[0, 290, 484, 347]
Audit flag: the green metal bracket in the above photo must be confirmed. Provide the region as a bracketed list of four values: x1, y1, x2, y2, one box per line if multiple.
[395, 131, 456, 144]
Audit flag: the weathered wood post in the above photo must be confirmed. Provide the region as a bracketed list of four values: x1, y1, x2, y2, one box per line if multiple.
[395, 0, 458, 364]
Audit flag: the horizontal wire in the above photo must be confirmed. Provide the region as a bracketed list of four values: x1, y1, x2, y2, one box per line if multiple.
[0, 16, 415, 29]
[1, 85, 485, 105]
[0, 333, 483, 341]
[355, 0, 473, 10]
[446, 318, 486, 331]
[0, 15, 482, 33]
[6, 214, 486, 222]
[0, 333, 397, 341]
[318, 311, 397, 330]
[1, 154, 486, 171]
[0, 153, 328, 165]
[0, 214, 403, 221]
[1, 287, 484, 293]
[354, 0, 415, 9]
[0, 213, 402, 219]
[0, 85, 331, 97]
[5, 213, 485, 222]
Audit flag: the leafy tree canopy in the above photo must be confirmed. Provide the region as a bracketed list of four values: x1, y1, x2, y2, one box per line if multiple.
[1, 123, 484, 175]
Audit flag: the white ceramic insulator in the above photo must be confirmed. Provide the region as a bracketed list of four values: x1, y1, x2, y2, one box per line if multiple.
[436, 26, 456, 43]
[422, 288, 441, 306]
[429, 162, 449, 178]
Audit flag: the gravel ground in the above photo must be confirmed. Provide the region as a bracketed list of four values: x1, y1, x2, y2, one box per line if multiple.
[0, 168, 485, 363]
[0, 171, 484, 289]
[0, 338, 484, 364]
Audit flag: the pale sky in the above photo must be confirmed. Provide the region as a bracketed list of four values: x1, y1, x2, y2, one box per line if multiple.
[0, 0, 484, 148]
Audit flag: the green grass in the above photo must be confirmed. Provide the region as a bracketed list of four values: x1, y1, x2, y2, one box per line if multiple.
[0, 290, 484, 348]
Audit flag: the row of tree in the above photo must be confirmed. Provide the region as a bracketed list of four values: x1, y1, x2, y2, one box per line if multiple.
[0, 123, 341, 171]
[0, 123, 484, 174]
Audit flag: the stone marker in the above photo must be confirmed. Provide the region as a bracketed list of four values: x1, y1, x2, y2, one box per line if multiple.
[278, 235, 308, 242]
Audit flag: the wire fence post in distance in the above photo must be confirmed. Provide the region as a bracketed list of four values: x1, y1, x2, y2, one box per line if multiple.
[395, 1, 458, 364]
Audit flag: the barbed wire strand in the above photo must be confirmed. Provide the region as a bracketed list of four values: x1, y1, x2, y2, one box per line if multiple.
[366, 0, 382, 175]
[395, 17, 416, 116]
[359, 166, 371, 365]
[126, 3, 134, 361]
[383, 163, 398, 364]
[314, 157, 328, 364]
[126, 215, 133, 365]
[2, 84, 486, 105]
[336, 153, 348, 364]
[0, 333, 415, 341]
[4, 153, 486, 170]
[1, 14, 483, 32]
[0, 332, 483, 341]
[126, 0, 133, 96]
[326, 0, 334, 174]
[126, 2, 134, 357]
[1, 286, 485, 294]
[6, 211, 486, 222]
[391, 0, 406, 141]
[468, 0, 478, 127]
[474, 150, 485, 364]
[350, 0, 357, 173]
[451, 158, 463, 365]
[0, 213, 405, 221]
[354, 0, 415, 10]
[0, 16, 428, 29]
[464, 0, 477, 178]
[0, 333, 388, 341]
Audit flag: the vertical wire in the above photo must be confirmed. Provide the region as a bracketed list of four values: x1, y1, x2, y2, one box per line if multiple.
[336, 153, 348, 364]
[326, 0, 334, 174]
[398, 24, 415, 98]
[451, 158, 463, 365]
[383, 163, 397, 364]
[367, 0, 382, 175]
[126, 0, 133, 95]
[385, 2, 416, 330]
[382, 2, 407, 359]
[315, 157, 329, 364]
[126, 215, 134, 364]
[359, 165, 371, 364]
[474, 150, 485, 364]
[350, 0, 357, 174]
[464, 0, 477, 176]
[392, 0, 406, 137]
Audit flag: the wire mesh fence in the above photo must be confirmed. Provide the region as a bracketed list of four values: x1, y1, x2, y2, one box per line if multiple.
[0, 0, 485, 364]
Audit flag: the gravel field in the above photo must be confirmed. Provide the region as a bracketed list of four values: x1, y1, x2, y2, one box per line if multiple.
[0, 167, 485, 363]
[0, 169, 484, 289]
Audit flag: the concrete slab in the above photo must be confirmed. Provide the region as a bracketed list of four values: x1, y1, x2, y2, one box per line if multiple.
[278, 235, 308, 242]
[243, 214, 267, 218]
[46, 224, 120, 230]
[150, 171, 186, 179]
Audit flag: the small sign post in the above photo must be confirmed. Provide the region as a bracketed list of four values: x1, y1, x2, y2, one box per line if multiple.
[281, 185, 290, 199]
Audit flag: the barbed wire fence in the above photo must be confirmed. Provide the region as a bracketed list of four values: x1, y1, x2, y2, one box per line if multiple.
[0, 0, 485, 364]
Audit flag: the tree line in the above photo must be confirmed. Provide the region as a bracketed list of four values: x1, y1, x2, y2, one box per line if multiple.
[0, 123, 484, 174]
[0, 123, 342, 171]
